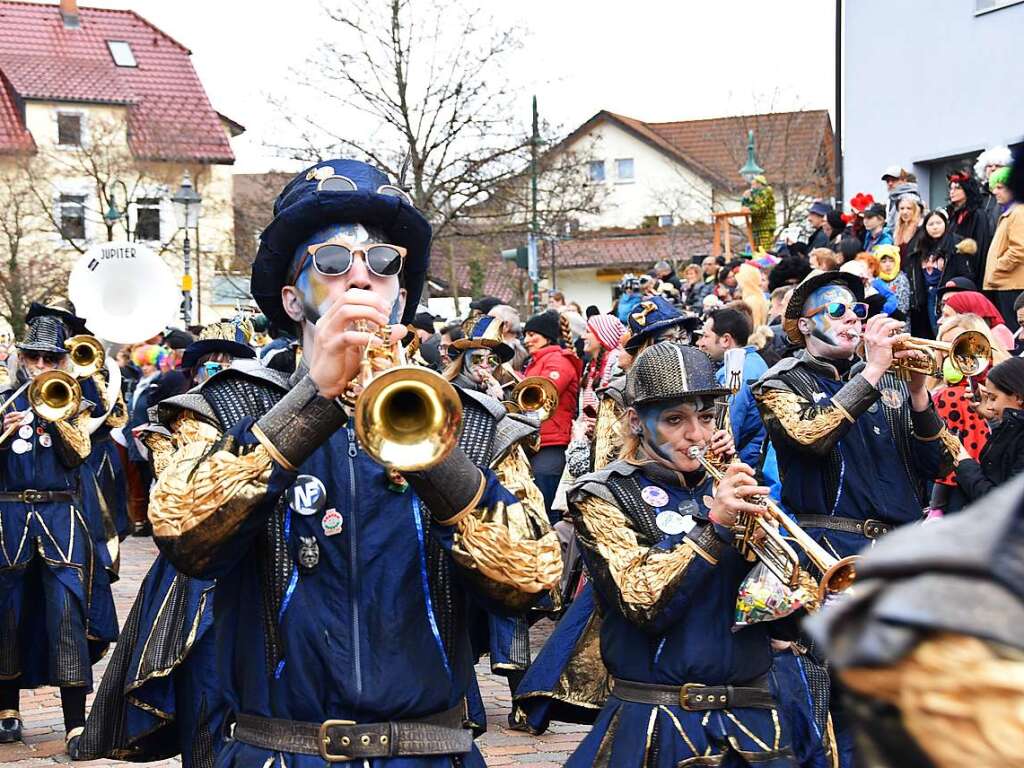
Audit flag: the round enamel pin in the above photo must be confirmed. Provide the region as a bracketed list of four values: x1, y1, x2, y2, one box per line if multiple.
[11, 439, 30, 454]
[880, 388, 905, 409]
[17, 425, 32, 440]
[656, 510, 693, 535]
[321, 508, 343, 536]
[39, 433, 52, 448]
[640, 485, 669, 507]
[287, 475, 327, 516]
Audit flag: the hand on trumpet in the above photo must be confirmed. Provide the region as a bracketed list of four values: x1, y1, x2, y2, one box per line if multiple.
[861, 315, 931, 406]
[707, 462, 771, 530]
[708, 428, 735, 463]
[478, 369, 505, 401]
[308, 288, 404, 400]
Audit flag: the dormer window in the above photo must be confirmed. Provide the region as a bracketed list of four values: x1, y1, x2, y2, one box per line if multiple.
[107, 41, 137, 67]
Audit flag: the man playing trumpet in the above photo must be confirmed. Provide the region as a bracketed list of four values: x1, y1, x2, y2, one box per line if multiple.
[146, 159, 561, 767]
[0, 305, 117, 756]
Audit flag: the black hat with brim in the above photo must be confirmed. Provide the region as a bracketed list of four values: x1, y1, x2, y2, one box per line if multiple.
[252, 160, 431, 330]
[626, 342, 729, 407]
[783, 270, 865, 346]
[180, 339, 256, 370]
[17, 314, 70, 356]
[936, 276, 978, 303]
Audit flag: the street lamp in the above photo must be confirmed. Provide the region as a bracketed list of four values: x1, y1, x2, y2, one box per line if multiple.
[171, 171, 202, 325]
[739, 130, 765, 183]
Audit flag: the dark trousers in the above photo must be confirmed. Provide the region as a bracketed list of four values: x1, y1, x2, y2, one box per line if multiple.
[0, 681, 86, 730]
[989, 288, 1022, 332]
[530, 445, 566, 526]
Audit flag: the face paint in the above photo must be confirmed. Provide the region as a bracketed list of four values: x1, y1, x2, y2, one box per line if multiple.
[638, 403, 683, 462]
[805, 285, 859, 347]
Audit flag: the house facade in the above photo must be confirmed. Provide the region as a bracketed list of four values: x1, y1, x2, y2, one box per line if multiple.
[0, 0, 240, 333]
[844, 0, 1024, 209]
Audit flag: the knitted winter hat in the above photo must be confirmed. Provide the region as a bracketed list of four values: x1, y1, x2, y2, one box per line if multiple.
[587, 314, 625, 352]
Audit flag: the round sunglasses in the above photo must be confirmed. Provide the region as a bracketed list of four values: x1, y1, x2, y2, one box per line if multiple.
[292, 240, 407, 283]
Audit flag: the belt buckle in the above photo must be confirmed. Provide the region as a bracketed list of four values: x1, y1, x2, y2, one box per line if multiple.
[680, 683, 705, 712]
[23, 490, 44, 504]
[318, 719, 355, 762]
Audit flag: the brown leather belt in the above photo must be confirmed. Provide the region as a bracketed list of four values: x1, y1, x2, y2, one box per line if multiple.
[0, 490, 75, 504]
[795, 514, 893, 540]
[232, 702, 472, 762]
[612, 676, 776, 711]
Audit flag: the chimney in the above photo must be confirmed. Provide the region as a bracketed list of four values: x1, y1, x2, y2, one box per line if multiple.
[60, 0, 80, 29]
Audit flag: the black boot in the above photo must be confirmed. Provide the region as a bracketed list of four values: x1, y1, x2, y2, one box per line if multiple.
[65, 726, 83, 758]
[0, 714, 22, 744]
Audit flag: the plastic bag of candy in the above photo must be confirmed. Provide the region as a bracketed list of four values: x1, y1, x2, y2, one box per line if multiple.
[734, 563, 818, 629]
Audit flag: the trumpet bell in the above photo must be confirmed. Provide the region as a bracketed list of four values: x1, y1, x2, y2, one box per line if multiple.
[510, 376, 559, 420]
[949, 330, 991, 377]
[65, 335, 105, 379]
[29, 370, 81, 422]
[354, 366, 463, 471]
[819, 556, 858, 601]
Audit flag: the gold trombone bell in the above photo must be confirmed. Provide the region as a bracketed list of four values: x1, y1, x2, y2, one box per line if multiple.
[65, 335, 105, 379]
[0, 370, 82, 444]
[508, 376, 559, 421]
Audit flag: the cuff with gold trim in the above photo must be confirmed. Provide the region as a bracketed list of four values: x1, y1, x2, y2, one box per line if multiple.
[253, 374, 347, 471]
[405, 446, 486, 526]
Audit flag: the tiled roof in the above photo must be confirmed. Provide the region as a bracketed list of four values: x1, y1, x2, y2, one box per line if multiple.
[0, 75, 33, 154]
[571, 109, 833, 191]
[439, 226, 719, 304]
[0, 1, 234, 163]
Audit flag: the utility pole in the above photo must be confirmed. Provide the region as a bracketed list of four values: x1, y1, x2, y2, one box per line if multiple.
[834, 0, 843, 206]
[528, 95, 540, 315]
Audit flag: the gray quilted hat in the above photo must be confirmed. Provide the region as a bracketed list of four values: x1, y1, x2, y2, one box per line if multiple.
[625, 341, 729, 407]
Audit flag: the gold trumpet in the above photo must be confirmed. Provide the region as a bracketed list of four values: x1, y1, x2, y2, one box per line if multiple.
[351, 324, 462, 471]
[503, 376, 559, 421]
[687, 446, 858, 601]
[0, 370, 82, 444]
[65, 335, 105, 379]
[890, 330, 991, 378]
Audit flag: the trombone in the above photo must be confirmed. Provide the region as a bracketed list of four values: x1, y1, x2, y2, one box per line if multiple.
[350, 324, 463, 472]
[687, 446, 858, 602]
[64, 335, 105, 379]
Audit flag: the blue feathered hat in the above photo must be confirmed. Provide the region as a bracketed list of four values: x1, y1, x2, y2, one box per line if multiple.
[252, 159, 432, 328]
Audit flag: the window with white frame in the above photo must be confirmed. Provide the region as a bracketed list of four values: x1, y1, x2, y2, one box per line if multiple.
[615, 158, 635, 181]
[587, 160, 606, 182]
[57, 113, 82, 146]
[106, 40, 137, 67]
[134, 197, 162, 241]
[658, 214, 673, 227]
[59, 194, 86, 240]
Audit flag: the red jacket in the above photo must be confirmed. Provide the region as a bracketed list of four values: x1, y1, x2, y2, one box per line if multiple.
[524, 344, 583, 447]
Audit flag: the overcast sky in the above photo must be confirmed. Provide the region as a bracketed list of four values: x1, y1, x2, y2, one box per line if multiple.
[82, 0, 836, 173]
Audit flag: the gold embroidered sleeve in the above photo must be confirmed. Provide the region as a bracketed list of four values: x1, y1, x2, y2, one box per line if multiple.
[574, 495, 718, 628]
[148, 415, 273, 575]
[450, 494, 563, 611]
[53, 412, 92, 463]
[143, 431, 176, 477]
[90, 373, 128, 429]
[593, 397, 625, 471]
[492, 445, 549, 531]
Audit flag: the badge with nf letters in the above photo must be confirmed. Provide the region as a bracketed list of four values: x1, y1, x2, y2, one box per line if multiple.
[287, 475, 327, 516]
[641, 485, 669, 507]
[321, 508, 344, 537]
[880, 387, 905, 410]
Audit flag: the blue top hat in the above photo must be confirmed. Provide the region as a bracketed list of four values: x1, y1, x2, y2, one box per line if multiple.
[622, 296, 700, 354]
[180, 321, 257, 370]
[252, 159, 432, 328]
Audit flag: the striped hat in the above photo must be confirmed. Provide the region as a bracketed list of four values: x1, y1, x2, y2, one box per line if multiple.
[587, 314, 625, 351]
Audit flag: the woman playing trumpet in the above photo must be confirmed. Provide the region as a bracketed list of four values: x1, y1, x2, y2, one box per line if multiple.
[564, 341, 797, 768]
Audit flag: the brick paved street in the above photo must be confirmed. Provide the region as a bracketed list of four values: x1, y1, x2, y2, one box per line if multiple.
[1, 537, 584, 767]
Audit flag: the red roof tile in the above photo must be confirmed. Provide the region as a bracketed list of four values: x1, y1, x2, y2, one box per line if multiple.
[0, 75, 33, 154]
[0, 1, 234, 163]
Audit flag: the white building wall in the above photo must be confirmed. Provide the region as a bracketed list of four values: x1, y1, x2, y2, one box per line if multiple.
[844, 0, 1024, 211]
[554, 269, 618, 313]
[567, 120, 714, 229]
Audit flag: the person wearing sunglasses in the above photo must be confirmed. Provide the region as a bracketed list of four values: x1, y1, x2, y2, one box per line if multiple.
[142, 159, 560, 768]
[0, 305, 117, 758]
[752, 270, 957, 765]
[442, 316, 511, 401]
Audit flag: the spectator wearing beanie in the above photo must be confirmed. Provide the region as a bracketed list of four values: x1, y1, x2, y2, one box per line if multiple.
[523, 310, 583, 522]
[578, 314, 625, 417]
[956, 357, 1024, 502]
[982, 165, 1024, 332]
